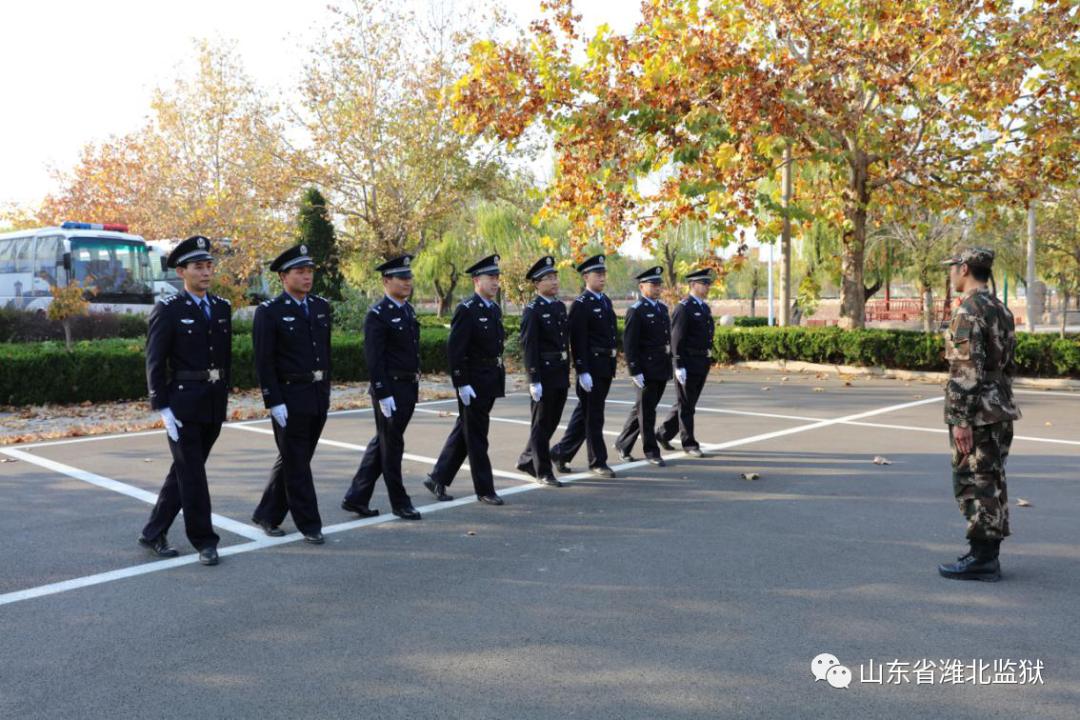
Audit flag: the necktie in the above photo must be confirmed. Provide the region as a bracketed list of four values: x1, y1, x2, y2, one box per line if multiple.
[302, 301, 309, 320]
[201, 299, 211, 321]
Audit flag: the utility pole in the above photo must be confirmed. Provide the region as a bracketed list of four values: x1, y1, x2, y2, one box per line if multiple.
[779, 143, 793, 326]
[1026, 203, 1038, 332]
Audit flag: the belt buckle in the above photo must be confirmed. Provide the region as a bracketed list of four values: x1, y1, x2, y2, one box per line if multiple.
[313, 370, 324, 381]
[207, 368, 221, 382]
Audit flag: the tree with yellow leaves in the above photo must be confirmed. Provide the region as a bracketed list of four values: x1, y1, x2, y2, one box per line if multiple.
[452, 0, 1078, 327]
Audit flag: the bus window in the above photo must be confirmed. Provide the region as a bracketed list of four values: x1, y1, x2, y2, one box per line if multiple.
[70, 237, 153, 300]
[14, 238, 32, 273]
[32, 236, 63, 293]
[0, 239, 15, 273]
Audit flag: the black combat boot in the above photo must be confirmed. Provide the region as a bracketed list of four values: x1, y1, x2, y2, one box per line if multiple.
[938, 540, 1001, 582]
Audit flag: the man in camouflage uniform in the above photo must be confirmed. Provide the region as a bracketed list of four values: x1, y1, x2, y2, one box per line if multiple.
[938, 247, 1021, 582]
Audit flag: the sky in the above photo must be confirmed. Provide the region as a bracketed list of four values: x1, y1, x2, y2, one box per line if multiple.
[0, 0, 640, 208]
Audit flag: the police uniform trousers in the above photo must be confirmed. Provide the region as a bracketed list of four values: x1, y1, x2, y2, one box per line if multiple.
[552, 375, 613, 469]
[142, 420, 221, 551]
[658, 372, 707, 450]
[253, 410, 326, 535]
[615, 379, 668, 458]
[430, 394, 498, 497]
[517, 387, 569, 477]
[344, 380, 418, 511]
[950, 420, 1013, 542]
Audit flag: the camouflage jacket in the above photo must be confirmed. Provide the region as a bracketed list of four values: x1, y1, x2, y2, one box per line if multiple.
[944, 288, 1022, 427]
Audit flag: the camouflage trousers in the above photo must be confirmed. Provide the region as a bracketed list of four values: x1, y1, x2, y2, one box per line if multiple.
[949, 421, 1013, 541]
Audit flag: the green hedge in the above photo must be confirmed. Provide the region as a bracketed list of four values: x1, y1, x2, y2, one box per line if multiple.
[7, 324, 1074, 406]
[0, 327, 452, 406]
[713, 327, 1080, 378]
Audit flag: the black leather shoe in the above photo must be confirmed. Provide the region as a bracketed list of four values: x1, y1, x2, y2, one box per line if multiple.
[646, 456, 667, 467]
[303, 532, 326, 545]
[590, 465, 616, 478]
[198, 547, 219, 566]
[251, 517, 285, 537]
[424, 476, 454, 501]
[341, 500, 380, 517]
[538, 475, 564, 487]
[478, 494, 505, 506]
[138, 533, 179, 558]
[614, 445, 634, 463]
[685, 447, 706, 458]
[656, 434, 674, 451]
[393, 506, 422, 520]
[555, 459, 573, 474]
[516, 462, 537, 478]
[938, 543, 1000, 582]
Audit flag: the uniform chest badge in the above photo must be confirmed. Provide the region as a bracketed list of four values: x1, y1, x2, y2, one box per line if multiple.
[391, 317, 402, 323]
[283, 316, 296, 322]
[479, 317, 489, 322]
[180, 318, 195, 324]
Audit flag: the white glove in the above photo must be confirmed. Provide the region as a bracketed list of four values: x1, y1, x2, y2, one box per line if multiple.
[632, 373, 645, 389]
[529, 383, 543, 402]
[458, 384, 476, 407]
[676, 367, 687, 386]
[578, 372, 593, 392]
[160, 407, 182, 442]
[379, 395, 396, 418]
[270, 403, 288, 428]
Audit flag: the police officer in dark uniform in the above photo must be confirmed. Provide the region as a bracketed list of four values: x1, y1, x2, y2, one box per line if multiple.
[657, 268, 716, 458]
[515, 256, 569, 487]
[341, 255, 422, 520]
[424, 254, 507, 505]
[615, 266, 672, 466]
[551, 254, 618, 478]
[139, 235, 230, 566]
[251, 244, 330, 544]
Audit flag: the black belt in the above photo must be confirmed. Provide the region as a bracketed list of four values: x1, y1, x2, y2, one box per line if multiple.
[282, 370, 326, 384]
[173, 369, 223, 382]
[682, 348, 711, 357]
[540, 351, 569, 361]
[387, 369, 420, 382]
[471, 357, 504, 368]
[589, 346, 617, 358]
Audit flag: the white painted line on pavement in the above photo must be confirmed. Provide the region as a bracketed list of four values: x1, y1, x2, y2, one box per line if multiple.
[0, 448, 265, 541]
[224, 423, 534, 482]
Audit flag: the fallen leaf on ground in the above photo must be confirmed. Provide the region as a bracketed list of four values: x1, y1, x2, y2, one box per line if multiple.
[438, 411, 453, 417]
[741, 472, 761, 481]
[1017, 498, 1032, 507]
[1045, 421, 1053, 427]
[466, 530, 477, 536]
[873, 456, 892, 465]
[813, 387, 825, 393]
[761, 386, 771, 391]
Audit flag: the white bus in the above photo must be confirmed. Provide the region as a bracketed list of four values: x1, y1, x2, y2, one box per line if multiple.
[0, 222, 155, 313]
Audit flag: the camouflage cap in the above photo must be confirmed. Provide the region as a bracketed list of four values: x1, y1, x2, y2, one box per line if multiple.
[942, 246, 995, 270]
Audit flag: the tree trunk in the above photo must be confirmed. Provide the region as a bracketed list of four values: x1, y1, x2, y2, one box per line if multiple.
[1061, 289, 1069, 339]
[63, 318, 73, 351]
[921, 285, 934, 333]
[839, 151, 870, 329]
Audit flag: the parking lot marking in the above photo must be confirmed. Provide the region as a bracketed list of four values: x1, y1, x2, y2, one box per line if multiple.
[224, 423, 535, 482]
[0, 447, 265, 541]
[0, 392, 1068, 609]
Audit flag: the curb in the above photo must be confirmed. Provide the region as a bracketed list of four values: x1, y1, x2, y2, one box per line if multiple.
[726, 360, 1080, 391]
